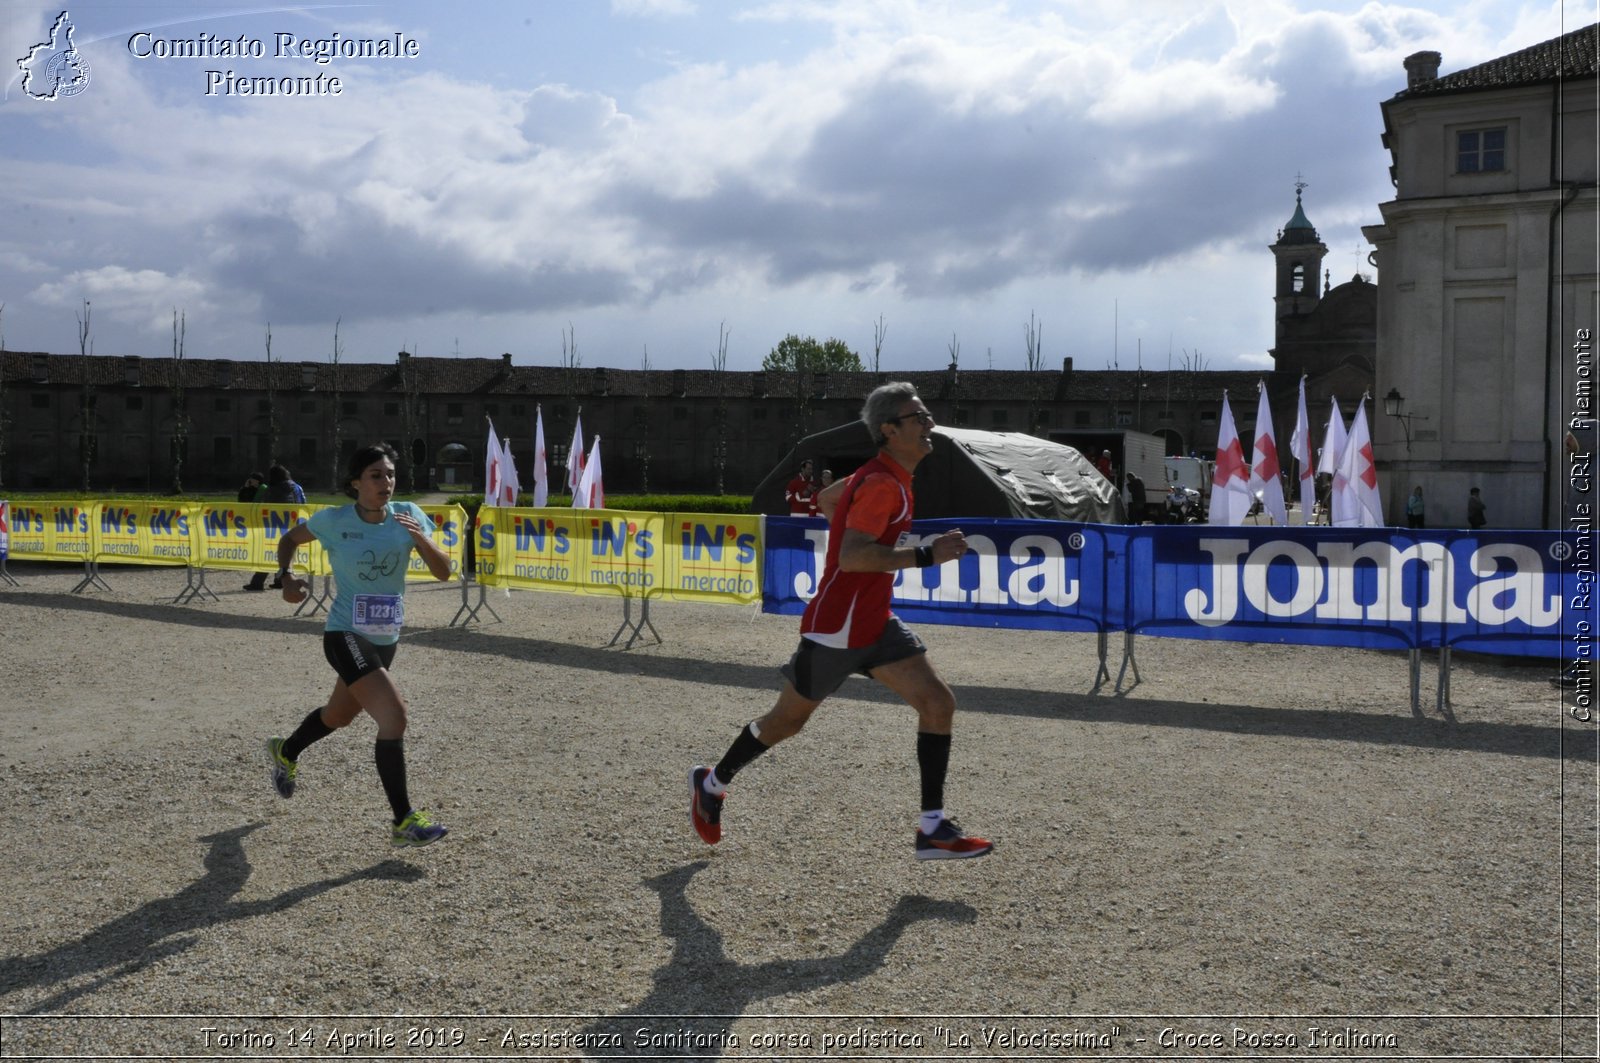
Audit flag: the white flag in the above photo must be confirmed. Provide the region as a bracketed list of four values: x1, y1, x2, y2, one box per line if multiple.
[532, 405, 549, 508]
[574, 435, 605, 509]
[567, 412, 586, 494]
[498, 437, 521, 505]
[484, 420, 504, 505]
[1289, 375, 1316, 522]
[1334, 398, 1383, 527]
[1247, 379, 1289, 526]
[1209, 393, 1254, 526]
[1318, 397, 1347, 477]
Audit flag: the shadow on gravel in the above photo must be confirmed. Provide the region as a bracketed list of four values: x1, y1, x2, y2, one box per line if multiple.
[578, 860, 976, 1060]
[18, 593, 1591, 762]
[0, 822, 424, 1013]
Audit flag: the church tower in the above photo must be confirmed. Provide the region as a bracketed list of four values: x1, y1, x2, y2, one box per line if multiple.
[1270, 179, 1328, 325]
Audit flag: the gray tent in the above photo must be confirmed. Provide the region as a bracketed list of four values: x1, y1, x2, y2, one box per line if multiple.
[753, 422, 1124, 522]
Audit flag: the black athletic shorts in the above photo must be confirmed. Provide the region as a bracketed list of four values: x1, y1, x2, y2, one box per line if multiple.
[322, 630, 398, 687]
[781, 616, 926, 701]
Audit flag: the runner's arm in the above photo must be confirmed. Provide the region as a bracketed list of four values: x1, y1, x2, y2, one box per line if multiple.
[837, 527, 967, 572]
[397, 510, 452, 581]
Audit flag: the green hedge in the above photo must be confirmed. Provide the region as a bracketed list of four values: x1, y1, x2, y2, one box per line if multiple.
[447, 493, 755, 515]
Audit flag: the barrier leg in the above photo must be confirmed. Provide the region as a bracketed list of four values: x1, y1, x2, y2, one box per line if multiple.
[450, 577, 500, 627]
[173, 565, 219, 605]
[0, 558, 19, 587]
[607, 595, 663, 650]
[1408, 649, 1422, 717]
[1436, 646, 1453, 714]
[1114, 630, 1141, 692]
[1090, 630, 1111, 692]
[293, 574, 331, 619]
[70, 559, 112, 594]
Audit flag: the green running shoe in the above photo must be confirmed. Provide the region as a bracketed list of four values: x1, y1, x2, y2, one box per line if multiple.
[391, 810, 448, 847]
[265, 736, 297, 799]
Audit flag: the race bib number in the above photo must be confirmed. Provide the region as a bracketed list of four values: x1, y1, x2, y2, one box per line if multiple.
[352, 593, 403, 638]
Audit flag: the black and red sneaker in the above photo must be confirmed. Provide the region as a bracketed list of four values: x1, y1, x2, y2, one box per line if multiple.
[914, 818, 993, 861]
[689, 766, 724, 844]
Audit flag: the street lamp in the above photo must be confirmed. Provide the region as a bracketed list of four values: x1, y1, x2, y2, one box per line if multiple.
[1382, 387, 1428, 451]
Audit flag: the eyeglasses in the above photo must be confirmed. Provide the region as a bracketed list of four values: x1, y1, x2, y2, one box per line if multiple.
[886, 410, 935, 427]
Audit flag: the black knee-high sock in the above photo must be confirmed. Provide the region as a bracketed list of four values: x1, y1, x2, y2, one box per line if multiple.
[374, 738, 411, 824]
[713, 722, 770, 786]
[281, 707, 334, 761]
[916, 731, 952, 812]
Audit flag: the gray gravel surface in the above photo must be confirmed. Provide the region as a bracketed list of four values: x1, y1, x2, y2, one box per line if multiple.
[0, 564, 1594, 1060]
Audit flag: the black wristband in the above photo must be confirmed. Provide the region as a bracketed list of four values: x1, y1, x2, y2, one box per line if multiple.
[914, 545, 935, 568]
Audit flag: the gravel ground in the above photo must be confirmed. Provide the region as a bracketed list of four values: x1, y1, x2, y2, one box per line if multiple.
[0, 562, 1595, 1061]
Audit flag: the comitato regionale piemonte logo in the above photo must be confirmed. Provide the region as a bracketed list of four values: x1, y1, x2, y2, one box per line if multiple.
[17, 10, 90, 100]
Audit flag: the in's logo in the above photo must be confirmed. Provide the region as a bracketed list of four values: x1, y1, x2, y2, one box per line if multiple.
[17, 11, 91, 100]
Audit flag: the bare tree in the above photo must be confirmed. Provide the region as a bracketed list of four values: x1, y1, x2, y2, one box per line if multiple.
[169, 309, 189, 493]
[638, 345, 652, 494]
[872, 313, 887, 373]
[328, 318, 343, 491]
[76, 300, 96, 491]
[1024, 311, 1045, 434]
[398, 346, 422, 493]
[560, 323, 581, 487]
[263, 324, 280, 470]
[0, 304, 7, 490]
[711, 320, 730, 495]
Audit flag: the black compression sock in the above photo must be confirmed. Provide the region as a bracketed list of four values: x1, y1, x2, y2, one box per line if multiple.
[374, 738, 412, 824]
[916, 731, 952, 812]
[713, 722, 771, 786]
[282, 707, 335, 761]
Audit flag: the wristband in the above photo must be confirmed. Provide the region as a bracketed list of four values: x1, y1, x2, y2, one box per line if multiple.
[914, 545, 935, 568]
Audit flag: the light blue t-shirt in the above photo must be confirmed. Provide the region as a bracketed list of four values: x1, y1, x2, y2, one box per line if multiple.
[306, 502, 435, 645]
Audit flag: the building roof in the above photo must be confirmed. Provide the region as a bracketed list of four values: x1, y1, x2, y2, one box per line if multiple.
[1394, 23, 1598, 99]
[0, 350, 1271, 406]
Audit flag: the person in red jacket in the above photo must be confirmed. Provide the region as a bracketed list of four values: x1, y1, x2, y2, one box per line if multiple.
[690, 382, 992, 861]
[785, 459, 818, 515]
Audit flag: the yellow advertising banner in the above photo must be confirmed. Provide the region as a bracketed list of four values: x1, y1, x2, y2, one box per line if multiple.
[573, 510, 665, 598]
[481, 507, 664, 597]
[90, 501, 197, 567]
[664, 513, 762, 605]
[194, 502, 320, 573]
[5, 499, 91, 562]
[478, 507, 759, 605]
[409, 504, 469, 581]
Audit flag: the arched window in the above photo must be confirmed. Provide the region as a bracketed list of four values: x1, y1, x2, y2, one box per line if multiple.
[1291, 263, 1307, 294]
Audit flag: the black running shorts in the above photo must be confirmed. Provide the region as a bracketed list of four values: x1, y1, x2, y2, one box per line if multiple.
[322, 630, 398, 687]
[781, 616, 926, 701]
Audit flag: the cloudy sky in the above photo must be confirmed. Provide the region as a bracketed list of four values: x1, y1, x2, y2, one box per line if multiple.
[0, 0, 1589, 373]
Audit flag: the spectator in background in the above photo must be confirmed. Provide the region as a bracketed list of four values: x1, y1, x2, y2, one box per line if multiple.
[786, 459, 818, 516]
[1124, 471, 1147, 523]
[237, 471, 266, 505]
[810, 468, 835, 517]
[1467, 487, 1487, 530]
[1094, 450, 1114, 481]
[246, 464, 309, 591]
[1406, 486, 1425, 529]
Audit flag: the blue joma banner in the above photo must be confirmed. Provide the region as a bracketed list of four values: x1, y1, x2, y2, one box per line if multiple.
[762, 518, 1597, 658]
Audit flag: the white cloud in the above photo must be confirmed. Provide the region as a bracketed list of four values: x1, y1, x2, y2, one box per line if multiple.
[0, 0, 1574, 367]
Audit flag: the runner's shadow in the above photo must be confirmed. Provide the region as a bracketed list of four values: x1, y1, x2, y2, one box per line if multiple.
[583, 861, 977, 1060]
[0, 822, 423, 1012]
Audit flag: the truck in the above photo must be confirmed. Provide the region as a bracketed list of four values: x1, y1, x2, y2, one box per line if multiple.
[1049, 429, 1168, 521]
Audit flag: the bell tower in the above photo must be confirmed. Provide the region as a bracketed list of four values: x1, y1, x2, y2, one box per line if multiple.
[1270, 178, 1328, 324]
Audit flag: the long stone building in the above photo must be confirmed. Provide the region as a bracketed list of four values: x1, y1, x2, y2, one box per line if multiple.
[0, 348, 1273, 496]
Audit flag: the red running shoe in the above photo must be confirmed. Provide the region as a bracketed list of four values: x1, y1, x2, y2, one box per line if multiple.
[915, 818, 993, 861]
[689, 766, 724, 844]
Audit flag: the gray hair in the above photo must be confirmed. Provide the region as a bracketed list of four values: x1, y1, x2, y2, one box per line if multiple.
[861, 381, 919, 446]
